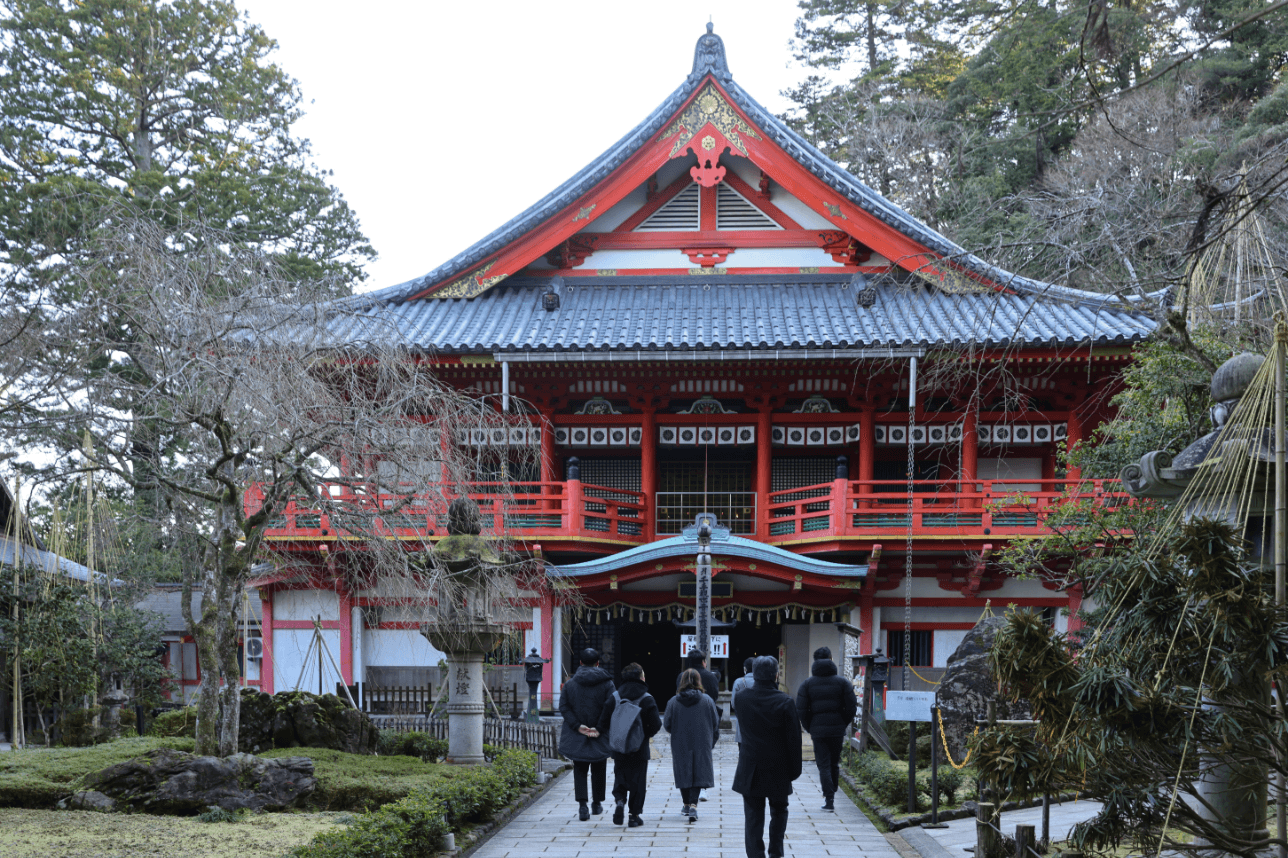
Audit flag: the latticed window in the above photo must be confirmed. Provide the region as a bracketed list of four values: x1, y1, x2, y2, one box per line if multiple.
[771, 457, 836, 492]
[577, 459, 641, 492]
[886, 630, 932, 666]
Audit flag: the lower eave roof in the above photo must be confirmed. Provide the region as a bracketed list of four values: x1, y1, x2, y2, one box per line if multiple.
[324, 274, 1155, 354]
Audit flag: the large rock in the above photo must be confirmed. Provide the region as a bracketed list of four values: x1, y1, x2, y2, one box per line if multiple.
[937, 616, 1031, 760]
[72, 748, 315, 814]
[238, 688, 379, 755]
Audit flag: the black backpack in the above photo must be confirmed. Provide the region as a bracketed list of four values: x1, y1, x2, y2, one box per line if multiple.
[608, 690, 650, 754]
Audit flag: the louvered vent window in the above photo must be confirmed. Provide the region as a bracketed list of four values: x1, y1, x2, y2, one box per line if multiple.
[772, 457, 837, 492]
[716, 184, 780, 230]
[636, 184, 701, 231]
[577, 459, 642, 492]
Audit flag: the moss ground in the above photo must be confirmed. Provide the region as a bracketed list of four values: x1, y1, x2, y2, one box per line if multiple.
[259, 747, 453, 810]
[0, 738, 196, 808]
[0, 807, 342, 858]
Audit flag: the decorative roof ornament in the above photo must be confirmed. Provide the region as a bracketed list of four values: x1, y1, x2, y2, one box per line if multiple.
[689, 22, 732, 83]
[795, 395, 839, 414]
[575, 396, 622, 415]
[679, 395, 732, 414]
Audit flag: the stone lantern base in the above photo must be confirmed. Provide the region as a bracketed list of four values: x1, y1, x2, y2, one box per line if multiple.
[420, 622, 511, 765]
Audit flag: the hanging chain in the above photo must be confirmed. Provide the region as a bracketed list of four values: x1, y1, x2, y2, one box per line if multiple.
[905, 402, 915, 689]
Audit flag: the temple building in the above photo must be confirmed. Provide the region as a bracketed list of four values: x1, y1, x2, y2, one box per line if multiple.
[248, 25, 1154, 710]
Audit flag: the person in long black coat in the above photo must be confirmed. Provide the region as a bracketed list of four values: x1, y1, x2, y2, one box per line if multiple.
[596, 662, 662, 827]
[663, 667, 720, 822]
[559, 648, 615, 820]
[732, 655, 802, 858]
[795, 645, 858, 811]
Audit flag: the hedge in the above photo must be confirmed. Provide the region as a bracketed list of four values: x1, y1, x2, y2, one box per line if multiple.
[289, 749, 538, 858]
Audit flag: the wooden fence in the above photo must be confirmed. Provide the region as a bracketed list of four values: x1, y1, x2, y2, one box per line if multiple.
[343, 682, 529, 721]
[371, 715, 561, 760]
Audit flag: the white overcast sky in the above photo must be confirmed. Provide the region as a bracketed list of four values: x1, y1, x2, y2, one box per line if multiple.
[234, 0, 810, 292]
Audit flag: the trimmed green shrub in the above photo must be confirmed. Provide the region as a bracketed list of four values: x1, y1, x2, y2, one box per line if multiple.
[935, 766, 964, 804]
[289, 749, 538, 858]
[196, 805, 251, 823]
[260, 747, 452, 811]
[54, 707, 136, 747]
[147, 707, 199, 739]
[376, 730, 447, 763]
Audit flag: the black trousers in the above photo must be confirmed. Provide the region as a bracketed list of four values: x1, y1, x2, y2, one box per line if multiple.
[742, 794, 789, 858]
[612, 757, 648, 815]
[813, 735, 845, 798]
[681, 785, 702, 805]
[573, 758, 607, 803]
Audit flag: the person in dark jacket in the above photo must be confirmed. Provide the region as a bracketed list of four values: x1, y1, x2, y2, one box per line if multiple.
[676, 648, 720, 710]
[559, 648, 615, 821]
[663, 667, 720, 823]
[733, 655, 802, 858]
[597, 662, 662, 828]
[795, 646, 858, 811]
[730, 656, 755, 744]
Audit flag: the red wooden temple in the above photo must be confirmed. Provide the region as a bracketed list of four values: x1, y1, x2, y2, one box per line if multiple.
[246, 25, 1154, 710]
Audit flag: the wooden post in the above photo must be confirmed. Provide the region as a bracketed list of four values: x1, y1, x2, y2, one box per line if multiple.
[1015, 824, 1036, 858]
[907, 720, 918, 812]
[977, 802, 999, 858]
[1041, 793, 1050, 847]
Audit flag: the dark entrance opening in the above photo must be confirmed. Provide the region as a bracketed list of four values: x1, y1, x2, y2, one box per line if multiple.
[728, 618, 784, 687]
[617, 620, 685, 710]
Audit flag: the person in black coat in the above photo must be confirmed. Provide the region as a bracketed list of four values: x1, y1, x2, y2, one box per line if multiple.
[795, 646, 858, 811]
[597, 662, 662, 828]
[676, 648, 720, 710]
[559, 648, 615, 820]
[733, 655, 802, 858]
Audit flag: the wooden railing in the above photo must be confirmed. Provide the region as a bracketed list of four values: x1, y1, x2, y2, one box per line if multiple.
[247, 480, 647, 542]
[249, 478, 1124, 545]
[766, 478, 1127, 539]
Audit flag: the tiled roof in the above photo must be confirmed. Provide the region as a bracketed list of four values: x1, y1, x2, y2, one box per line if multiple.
[327, 274, 1154, 354]
[353, 28, 1158, 310]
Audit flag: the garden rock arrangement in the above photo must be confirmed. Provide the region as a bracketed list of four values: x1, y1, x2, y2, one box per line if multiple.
[238, 688, 379, 754]
[64, 747, 316, 813]
[937, 616, 1031, 759]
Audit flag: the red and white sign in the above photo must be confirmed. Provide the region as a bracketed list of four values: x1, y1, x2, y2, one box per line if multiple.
[680, 635, 729, 658]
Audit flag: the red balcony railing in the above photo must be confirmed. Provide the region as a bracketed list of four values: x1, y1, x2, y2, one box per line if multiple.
[247, 481, 647, 543]
[766, 478, 1127, 539]
[249, 477, 1125, 548]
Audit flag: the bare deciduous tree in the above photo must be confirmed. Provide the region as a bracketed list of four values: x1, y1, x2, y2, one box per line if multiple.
[25, 217, 539, 755]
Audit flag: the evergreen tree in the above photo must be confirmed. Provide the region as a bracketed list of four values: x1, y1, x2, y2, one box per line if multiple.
[0, 0, 374, 295]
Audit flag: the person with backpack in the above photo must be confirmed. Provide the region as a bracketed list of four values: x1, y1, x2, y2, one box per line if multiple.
[663, 667, 720, 823]
[559, 648, 615, 821]
[597, 662, 662, 828]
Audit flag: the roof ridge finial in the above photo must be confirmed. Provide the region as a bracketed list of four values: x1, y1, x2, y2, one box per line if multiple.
[690, 21, 731, 83]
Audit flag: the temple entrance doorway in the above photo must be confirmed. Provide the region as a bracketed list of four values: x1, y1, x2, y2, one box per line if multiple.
[728, 618, 785, 690]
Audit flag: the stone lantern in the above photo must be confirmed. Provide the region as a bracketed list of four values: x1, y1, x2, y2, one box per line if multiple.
[522, 648, 549, 721]
[419, 498, 512, 765]
[1121, 352, 1272, 846]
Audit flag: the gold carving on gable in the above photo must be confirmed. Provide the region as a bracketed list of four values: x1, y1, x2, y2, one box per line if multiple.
[432, 261, 508, 300]
[659, 83, 761, 159]
[573, 204, 597, 222]
[824, 203, 847, 219]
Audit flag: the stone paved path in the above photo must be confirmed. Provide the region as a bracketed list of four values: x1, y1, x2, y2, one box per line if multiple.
[474, 732, 903, 858]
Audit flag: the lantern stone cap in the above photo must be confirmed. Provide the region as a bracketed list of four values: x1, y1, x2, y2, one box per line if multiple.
[1211, 353, 1264, 403]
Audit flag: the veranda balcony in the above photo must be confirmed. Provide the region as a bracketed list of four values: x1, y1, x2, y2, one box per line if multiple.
[248, 477, 1126, 551]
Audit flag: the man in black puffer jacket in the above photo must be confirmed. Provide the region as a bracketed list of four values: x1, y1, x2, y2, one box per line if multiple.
[598, 662, 662, 827]
[560, 648, 615, 820]
[795, 646, 858, 811]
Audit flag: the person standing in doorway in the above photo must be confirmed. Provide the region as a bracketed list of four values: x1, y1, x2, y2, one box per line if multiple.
[663, 667, 720, 823]
[559, 648, 615, 821]
[733, 655, 802, 858]
[795, 645, 858, 811]
[597, 662, 662, 828]
[730, 656, 755, 745]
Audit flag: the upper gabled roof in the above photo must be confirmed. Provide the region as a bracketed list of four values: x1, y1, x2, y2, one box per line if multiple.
[352, 24, 1157, 316]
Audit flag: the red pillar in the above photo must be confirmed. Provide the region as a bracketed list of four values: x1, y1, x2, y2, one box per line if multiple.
[260, 587, 274, 694]
[540, 409, 556, 482]
[1066, 409, 1084, 482]
[641, 407, 657, 539]
[757, 408, 772, 538]
[962, 409, 979, 508]
[338, 584, 353, 686]
[540, 590, 555, 709]
[1066, 583, 1085, 634]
